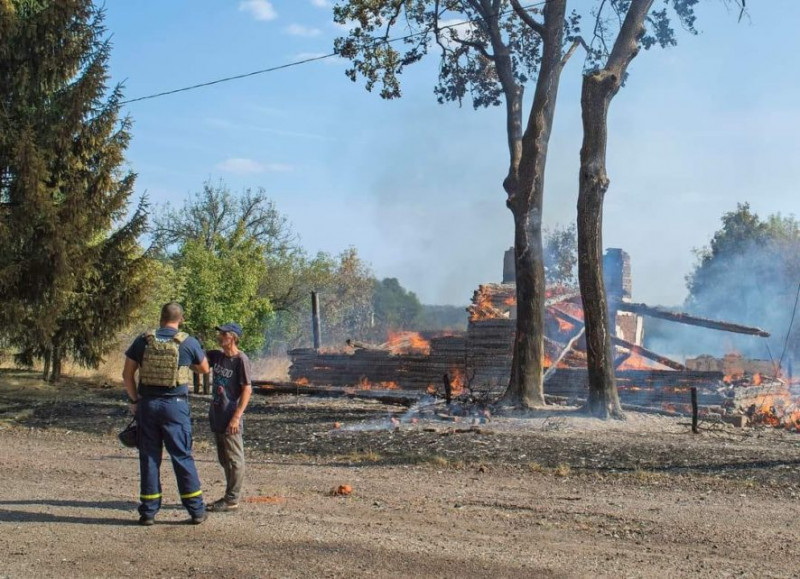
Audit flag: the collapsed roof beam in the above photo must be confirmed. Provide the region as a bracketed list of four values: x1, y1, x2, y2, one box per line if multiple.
[614, 302, 771, 337]
[549, 306, 688, 371]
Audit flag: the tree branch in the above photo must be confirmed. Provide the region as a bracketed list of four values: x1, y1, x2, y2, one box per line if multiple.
[434, 3, 494, 61]
[509, 0, 546, 36]
[560, 37, 584, 67]
[605, 0, 654, 75]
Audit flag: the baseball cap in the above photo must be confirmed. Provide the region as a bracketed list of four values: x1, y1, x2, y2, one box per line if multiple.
[215, 322, 243, 338]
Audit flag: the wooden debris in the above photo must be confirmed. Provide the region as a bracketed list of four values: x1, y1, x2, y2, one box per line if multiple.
[615, 301, 771, 337]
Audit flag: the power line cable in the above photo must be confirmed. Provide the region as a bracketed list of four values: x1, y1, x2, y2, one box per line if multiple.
[120, 0, 550, 105]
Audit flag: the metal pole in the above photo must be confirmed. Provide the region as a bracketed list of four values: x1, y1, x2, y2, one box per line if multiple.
[311, 291, 321, 350]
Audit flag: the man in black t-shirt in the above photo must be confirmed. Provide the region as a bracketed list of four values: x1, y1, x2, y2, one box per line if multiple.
[206, 322, 252, 512]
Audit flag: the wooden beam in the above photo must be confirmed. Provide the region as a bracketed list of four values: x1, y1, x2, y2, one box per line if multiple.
[615, 301, 770, 337]
[610, 335, 688, 371]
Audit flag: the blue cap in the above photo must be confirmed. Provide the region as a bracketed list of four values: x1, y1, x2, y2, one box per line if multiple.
[215, 323, 243, 338]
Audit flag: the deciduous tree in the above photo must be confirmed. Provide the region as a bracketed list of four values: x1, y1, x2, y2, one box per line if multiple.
[575, 0, 743, 418]
[334, 0, 581, 407]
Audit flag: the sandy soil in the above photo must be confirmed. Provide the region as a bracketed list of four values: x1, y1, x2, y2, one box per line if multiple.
[1, 368, 800, 578]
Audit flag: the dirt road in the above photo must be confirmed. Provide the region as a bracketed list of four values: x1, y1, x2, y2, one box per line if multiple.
[1, 370, 800, 578]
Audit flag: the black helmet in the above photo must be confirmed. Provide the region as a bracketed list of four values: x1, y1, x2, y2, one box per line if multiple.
[118, 419, 138, 448]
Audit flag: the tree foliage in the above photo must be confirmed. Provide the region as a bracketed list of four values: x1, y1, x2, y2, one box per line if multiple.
[266, 248, 376, 351]
[0, 0, 150, 380]
[333, 0, 558, 107]
[153, 180, 297, 257]
[685, 203, 800, 364]
[544, 223, 577, 288]
[177, 232, 272, 353]
[371, 277, 424, 336]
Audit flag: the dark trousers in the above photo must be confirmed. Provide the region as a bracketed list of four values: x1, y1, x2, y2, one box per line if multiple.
[137, 396, 204, 518]
[214, 432, 245, 503]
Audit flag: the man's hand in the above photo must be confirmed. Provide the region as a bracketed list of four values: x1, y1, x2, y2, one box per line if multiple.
[122, 357, 140, 416]
[191, 357, 210, 375]
[226, 415, 241, 435]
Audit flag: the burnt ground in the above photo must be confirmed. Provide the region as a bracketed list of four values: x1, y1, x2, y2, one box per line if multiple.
[2, 367, 800, 578]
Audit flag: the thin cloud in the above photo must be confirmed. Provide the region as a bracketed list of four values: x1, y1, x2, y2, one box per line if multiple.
[285, 23, 322, 37]
[238, 0, 277, 21]
[216, 157, 294, 175]
[311, 0, 332, 7]
[217, 157, 264, 174]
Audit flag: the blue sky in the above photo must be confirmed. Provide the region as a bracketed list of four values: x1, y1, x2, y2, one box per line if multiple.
[104, 1, 800, 307]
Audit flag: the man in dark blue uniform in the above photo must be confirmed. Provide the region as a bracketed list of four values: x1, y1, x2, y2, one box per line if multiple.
[122, 302, 209, 526]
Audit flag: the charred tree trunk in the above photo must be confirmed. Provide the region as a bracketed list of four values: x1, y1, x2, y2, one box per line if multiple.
[49, 344, 62, 383]
[42, 348, 51, 382]
[505, 208, 547, 407]
[577, 0, 654, 419]
[501, 0, 569, 408]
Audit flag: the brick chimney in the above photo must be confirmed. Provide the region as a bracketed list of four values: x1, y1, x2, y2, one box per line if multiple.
[603, 248, 632, 303]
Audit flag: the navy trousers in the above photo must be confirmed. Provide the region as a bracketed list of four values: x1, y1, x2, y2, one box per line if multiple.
[137, 396, 204, 518]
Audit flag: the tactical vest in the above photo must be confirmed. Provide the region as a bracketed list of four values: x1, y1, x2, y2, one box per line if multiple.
[138, 330, 192, 387]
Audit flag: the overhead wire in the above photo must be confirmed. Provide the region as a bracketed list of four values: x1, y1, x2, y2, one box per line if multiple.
[120, 0, 551, 105]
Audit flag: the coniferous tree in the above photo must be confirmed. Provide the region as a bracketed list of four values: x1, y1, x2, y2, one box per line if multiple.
[0, 0, 150, 381]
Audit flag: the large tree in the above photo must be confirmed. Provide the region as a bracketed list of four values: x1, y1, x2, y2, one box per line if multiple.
[575, 0, 743, 418]
[334, 0, 581, 407]
[0, 0, 150, 381]
[153, 181, 310, 314]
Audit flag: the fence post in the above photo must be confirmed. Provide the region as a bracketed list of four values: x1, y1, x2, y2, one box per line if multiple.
[311, 291, 321, 351]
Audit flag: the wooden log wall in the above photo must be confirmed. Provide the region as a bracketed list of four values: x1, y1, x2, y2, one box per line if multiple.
[288, 335, 468, 391]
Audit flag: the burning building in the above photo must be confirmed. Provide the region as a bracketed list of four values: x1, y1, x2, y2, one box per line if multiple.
[287, 248, 789, 425]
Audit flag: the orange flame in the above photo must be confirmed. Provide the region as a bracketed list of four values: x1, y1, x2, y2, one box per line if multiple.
[295, 377, 309, 386]
[468, 286, 510, 321]
[556, 317, 574, 333]
[383, 331, 431, 355]
[616, 352, 657, 371]
[449, 366, 466, 396]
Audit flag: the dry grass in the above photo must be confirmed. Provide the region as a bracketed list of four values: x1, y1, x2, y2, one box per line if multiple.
[344, 450, 383, 464]
[526, 461, 572, 477]
[554, 463, 572, 477]
[527, 461, 545, 473]
[1, 349, 291, 386]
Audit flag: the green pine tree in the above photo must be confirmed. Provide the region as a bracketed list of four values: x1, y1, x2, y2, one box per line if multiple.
[0, 0, 150, 381]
